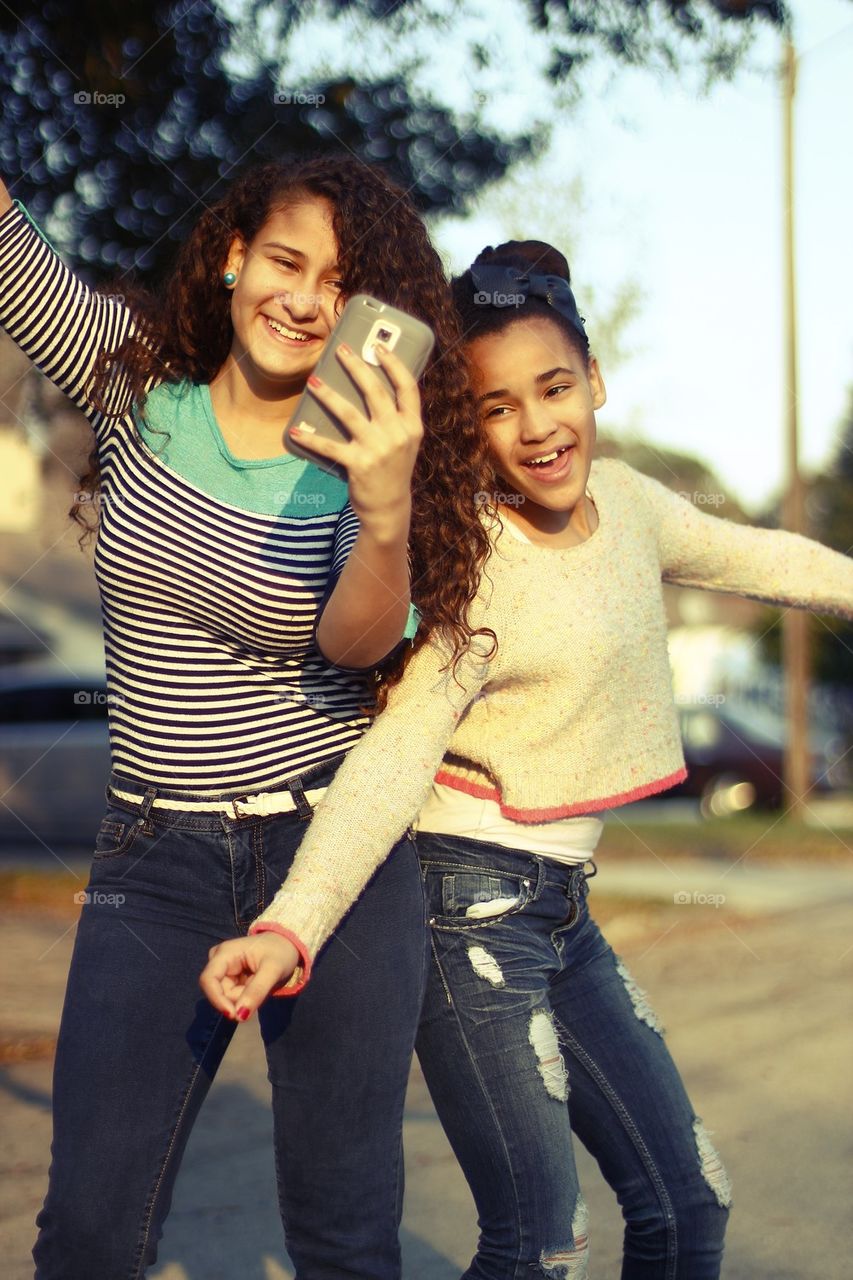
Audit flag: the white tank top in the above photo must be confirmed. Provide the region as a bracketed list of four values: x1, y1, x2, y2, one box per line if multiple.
[415, 782, 603, 866]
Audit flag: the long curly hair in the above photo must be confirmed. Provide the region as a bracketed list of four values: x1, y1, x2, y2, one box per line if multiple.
[73, 154, 496, 696]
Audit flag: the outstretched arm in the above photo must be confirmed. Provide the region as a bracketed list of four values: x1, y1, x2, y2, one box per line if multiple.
[633, 466, 853, 618]
[0, 175, 139, 427]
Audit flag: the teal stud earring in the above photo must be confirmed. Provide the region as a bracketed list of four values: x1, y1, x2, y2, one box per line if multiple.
[223, 270, 237, 287]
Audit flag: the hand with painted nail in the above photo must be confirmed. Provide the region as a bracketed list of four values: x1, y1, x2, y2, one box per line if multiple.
[290, 342, 423, 541]
[199, 933, 302, 1021]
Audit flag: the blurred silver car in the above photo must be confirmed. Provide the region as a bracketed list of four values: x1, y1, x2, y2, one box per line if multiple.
[0, 663, 111, 846]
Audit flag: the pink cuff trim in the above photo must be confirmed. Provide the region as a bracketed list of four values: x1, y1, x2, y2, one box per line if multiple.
[432, 767, 689, 822]
[248, 923, 313, 996]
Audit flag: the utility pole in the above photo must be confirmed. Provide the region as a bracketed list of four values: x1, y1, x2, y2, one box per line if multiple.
[781, 34, 809, 818]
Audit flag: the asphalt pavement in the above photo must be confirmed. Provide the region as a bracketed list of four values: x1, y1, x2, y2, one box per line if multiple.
[1, 853, 852, 1279]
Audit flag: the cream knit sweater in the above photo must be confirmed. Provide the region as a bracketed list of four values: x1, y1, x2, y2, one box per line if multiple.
[251, 458, 853, 965]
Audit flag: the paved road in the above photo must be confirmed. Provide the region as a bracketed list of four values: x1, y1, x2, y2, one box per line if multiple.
[1, 856, 852, 1279]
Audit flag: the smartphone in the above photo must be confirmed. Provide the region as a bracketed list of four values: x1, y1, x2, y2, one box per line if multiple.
[284, 294, 435, 480]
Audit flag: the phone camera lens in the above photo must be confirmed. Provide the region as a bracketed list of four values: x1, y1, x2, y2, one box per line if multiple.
[376, 328, 393, 343]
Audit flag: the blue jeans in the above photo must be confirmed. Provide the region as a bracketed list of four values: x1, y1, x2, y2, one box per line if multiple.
[414, 835, 731, 1280]
[33, 756, 429, 1279]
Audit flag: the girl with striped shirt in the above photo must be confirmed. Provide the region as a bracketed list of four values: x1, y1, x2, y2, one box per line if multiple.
[0, 158, 490, 1279]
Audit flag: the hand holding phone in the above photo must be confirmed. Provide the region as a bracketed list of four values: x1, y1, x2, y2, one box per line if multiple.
[285, 295, 434, 536]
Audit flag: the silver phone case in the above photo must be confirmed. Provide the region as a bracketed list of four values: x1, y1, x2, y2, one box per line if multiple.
[284, 294, 435, 481]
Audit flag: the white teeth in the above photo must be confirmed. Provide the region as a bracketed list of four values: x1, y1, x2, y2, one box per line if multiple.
[267, 317, 310, 341]
[525, 446, 568, 467]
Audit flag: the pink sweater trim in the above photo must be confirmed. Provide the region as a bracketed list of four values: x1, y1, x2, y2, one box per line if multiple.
[247, 922, 312, 996]
[432, 766, 689, 822]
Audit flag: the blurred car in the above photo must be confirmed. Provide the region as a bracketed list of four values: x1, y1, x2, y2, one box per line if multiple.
[0, 614, 53, 665]
[673, 700, 850, 815]
[0, 662, 111, 846]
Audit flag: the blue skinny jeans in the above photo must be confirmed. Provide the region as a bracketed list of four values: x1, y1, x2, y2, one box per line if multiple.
[414, 834, 732, 1280]
[33, 756, 429, 1279]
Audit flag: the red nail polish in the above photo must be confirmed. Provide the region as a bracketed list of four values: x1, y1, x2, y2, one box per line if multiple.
[307, 374, 322, 387]
[237, 1006, 251, 1021]
[338, 342, 351, 355]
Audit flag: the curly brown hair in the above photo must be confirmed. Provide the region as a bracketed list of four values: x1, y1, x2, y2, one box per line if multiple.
[73, 154, 496, 696]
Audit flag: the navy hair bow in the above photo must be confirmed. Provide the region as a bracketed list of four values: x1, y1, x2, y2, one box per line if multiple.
[469, 263, 587, 343]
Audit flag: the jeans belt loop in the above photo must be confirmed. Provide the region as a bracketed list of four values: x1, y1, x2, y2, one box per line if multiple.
[139, 787, 157, 821]
[286, 773, 314, 821]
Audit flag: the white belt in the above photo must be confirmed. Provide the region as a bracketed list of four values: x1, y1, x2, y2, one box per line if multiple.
[108, 785, 328, 819]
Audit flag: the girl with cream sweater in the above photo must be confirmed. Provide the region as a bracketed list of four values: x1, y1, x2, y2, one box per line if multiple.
[202, 240, 853, 1279]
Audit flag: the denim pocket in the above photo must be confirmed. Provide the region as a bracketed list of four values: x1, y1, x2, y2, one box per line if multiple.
[92, 810, 143, 860]
[423, 864, 534, 929]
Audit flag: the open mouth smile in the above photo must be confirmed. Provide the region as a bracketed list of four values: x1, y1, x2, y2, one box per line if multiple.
[520, 444, 575, 481]
[264, 316, 319, 345]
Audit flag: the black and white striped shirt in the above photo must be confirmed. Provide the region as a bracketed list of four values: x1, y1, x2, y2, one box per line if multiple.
[0, 202, 375, 795]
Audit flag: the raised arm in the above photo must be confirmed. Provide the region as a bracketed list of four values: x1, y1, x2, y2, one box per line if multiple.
[0, 176, 138, 425]
[299, 342, 425, 668]
[315, 501, 418, 670]
[633, 466, 853, 618]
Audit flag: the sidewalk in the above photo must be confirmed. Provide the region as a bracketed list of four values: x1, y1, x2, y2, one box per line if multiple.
[1, 860, 851, 1278]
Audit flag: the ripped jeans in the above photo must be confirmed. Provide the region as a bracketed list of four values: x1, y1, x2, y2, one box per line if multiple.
[414, 835, 731, 1280]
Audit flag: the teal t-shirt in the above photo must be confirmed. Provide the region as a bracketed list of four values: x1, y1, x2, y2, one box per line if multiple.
[135, 380, 347, 519]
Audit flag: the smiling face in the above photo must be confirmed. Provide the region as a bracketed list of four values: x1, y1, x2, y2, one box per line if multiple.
[222, 197, 343, 396]
[468, 316, 606, 539]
